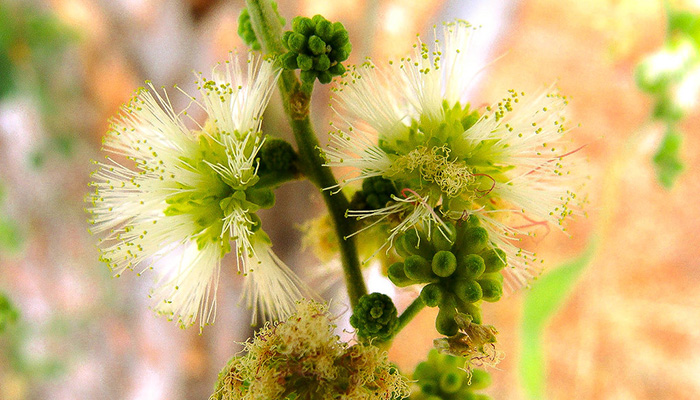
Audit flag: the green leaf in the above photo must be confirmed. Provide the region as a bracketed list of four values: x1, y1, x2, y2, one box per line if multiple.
[520, 240, 598, 399]
[653, 131, 684, 189]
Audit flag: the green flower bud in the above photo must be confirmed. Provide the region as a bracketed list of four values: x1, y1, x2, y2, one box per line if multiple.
[349, 292, 399, 341]
[281, 52, 298, 69]
[404, 255, 434, 282]
[476, 278, 503, 302]
[315, 20, 333, 42]
[330, 46, 350, 62]
[459, 226, 489, 254]
[456, 254, 485, 279]
[328, 63, 346, 76]
[260, 138, 297, 172]
[300, 70, 317, 83]
[308, 35, 327, 55]
[465, 369, 492, 390]
[440, 371, 463, 393]
[245, 187, 275, 209]
[330, 23, 349, 47]
[388, 262, 412, 287]
[314, 54, 331, 71]
[292, 16, 314, 35]
[296, 53, 313, 71]
[453, 279, 482, 303]
[420, 283, 444, 307]
[481, 248, 506, 273]
[432, 250, 457, 277]
[454, 297, 482, 324]
[436, 304, 458, 337]
[238, 2, 285, 51]
[399, 229, 433, 259]
[317, 71, 333, 84]
[432, 222, 456, 251]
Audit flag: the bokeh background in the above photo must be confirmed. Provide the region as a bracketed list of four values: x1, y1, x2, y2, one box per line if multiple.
[1, 0, 699, 399]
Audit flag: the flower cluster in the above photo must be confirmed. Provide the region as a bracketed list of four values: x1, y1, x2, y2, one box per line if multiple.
[411, 349, 491, 400]
[325, 21, 582, 290]
[211, 300, 409, 400]
[87, 55, 311, 329]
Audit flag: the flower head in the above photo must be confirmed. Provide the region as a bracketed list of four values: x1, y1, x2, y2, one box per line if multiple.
[88, 54, 311, 329]
[325, 21, 583, 289]
[211, 300, 409, 400]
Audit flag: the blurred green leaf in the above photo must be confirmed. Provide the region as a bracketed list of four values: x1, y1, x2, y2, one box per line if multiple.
[0, 48, 15, 99]
[0, 292, 19, 332]
[653, 131, 685, 188]
[0, 216, 24, 254]
[520, 240, 598, 399]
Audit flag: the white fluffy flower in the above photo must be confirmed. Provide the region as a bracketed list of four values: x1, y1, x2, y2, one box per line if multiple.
[88, 55, 312, 329]
[325, 21, 583, 289]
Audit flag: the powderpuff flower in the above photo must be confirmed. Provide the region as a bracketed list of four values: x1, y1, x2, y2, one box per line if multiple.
[325, 21, 583, 289]
[88, 54, 311, 329]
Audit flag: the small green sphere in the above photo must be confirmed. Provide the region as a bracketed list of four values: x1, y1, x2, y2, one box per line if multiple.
[432, 251, 457, 277]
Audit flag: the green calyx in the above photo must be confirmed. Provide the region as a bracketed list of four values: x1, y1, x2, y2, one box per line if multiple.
[388, 219, 506, 336]
[280, 14, 351, 84]
[238, 2, 285, 51]
[349, 292, 399, 342]
[412, 349, 492, 400]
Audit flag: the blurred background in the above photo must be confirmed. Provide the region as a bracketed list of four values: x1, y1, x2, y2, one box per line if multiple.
[0, 0, 699, 399]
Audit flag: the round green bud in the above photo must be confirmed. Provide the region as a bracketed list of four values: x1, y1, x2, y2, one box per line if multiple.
[288, 32, 308, 53]
[420, 283, 444, 307]
[349, 293, 399, 341]
[317, 71, 333, 84]
[281, 52, 298, 70]
[413, 361, 436, 381]
[308, 35, 327, 55]
[421, 381, 439, 396]
[296, 54, 313, 71]
[404, 255, 434, 282]
[432, 222, 456, 252]
[453, 279, 482, 303]
[482, 248, 506, 273]
[315, 19, 333, 42]
[480, 271, 503, 283]
[465, 369, 492, 390]
[388, 262, 413, 287]
[260, 138, 296, 172]
[314, 54, 331, 71]
[330, 23, 349, 47]
[399, 229, 434, 259]
[300, 70, 317, 83]
[432, 251, 457, 277]
[436, 303, 458, 336]
[328, 63, 346, 76]
[454, 298, 482, 324]
[292, 16, 314, 35]
[330, 46, 350, 62]
[440, 371, 464, 393]
[477, 278, 503, 302]
[245, 188, 275, 209]
[311, 14, 326, 27]
[459, 226, 489, 254]
[456, 254, 486, 279]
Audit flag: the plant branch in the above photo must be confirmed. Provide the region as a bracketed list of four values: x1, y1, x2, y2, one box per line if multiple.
[245, 0, 367, 309]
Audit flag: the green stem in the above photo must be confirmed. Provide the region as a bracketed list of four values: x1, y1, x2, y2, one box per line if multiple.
[245, 0, 367, 308]
[396, 296, 425, 335]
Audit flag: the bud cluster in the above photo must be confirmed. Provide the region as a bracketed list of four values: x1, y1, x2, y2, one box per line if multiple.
[281, 15, 351, 84]
[412, 349, 492, 400]
[350, 292, 399, 342]
[388, 219, 505, 336]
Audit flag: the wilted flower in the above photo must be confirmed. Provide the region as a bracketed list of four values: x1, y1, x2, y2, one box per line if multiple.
[88, 54, 311, 329]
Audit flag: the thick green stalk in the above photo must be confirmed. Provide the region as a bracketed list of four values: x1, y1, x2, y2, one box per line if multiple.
[245, 0, 367, 308]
